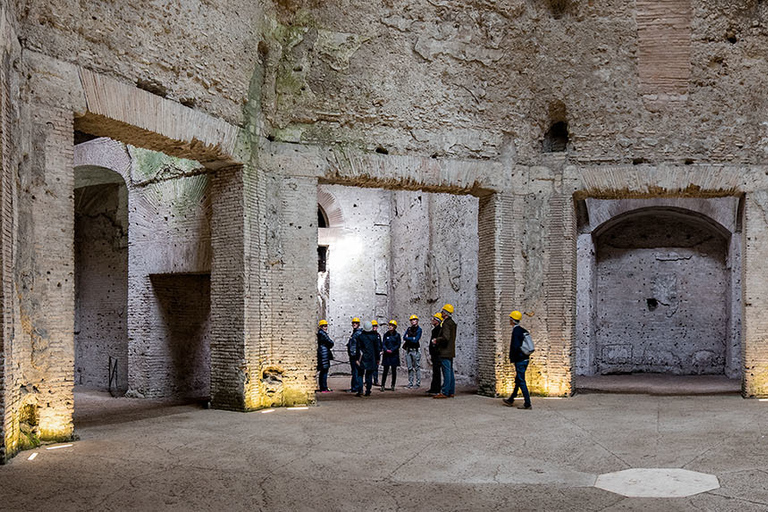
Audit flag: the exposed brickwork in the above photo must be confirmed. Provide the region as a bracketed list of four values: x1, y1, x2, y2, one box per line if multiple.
[743, 192, 768, 397]
[210, 167, 247, 410]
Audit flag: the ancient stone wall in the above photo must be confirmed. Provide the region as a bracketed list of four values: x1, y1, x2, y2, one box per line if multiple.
[266, 1, 768, 165]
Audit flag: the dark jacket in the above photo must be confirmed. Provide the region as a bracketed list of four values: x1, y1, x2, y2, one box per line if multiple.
[382, 330, 401, 367]
[509, 325, 529, 363]
[403, 325, 422, 350]
[435, 316, 456, 359]
[346, 327, 363, 360]
[357, 330, 380, 371]
[429, 324, 441, 359]
[317, 329, 335, 370]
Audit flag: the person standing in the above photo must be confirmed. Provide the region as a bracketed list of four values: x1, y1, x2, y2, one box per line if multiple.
[347, 317, 363, 393]
[371, 319, 382, 386]
[316, 319, 334, 393]
[403, 314, 422, 388]
[357, 321, 380, 396]
[503, 310, 532, 409]
[426, 312, 443, 395]
[380, 320, 401, 391]
[432, 303, 456, 399]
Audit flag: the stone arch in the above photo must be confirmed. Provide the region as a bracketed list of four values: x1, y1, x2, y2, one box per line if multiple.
[317, 189, 345, 228]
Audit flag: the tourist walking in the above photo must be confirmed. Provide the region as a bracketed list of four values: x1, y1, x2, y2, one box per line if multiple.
[347, 317, 363, 393]
[316, 319, 334, 392]
[380, 320, 401, 391]
[403, 314, 422, 388]
[357, 321, 380, 396]
[503, 310, 532, 409]
[432, 304, 456, 399]
[426, 312, 443, 395]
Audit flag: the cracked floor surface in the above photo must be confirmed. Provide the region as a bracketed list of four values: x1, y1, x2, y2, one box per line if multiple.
[1, 380, 767, 511]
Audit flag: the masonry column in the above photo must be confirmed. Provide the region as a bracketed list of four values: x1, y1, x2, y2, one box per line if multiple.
[477, 191, 517, 396]
[210, 165, 250, 410]
[743, 191, 768, 398]
[210, 166, 317, 410]
[13, 104, 76, 448]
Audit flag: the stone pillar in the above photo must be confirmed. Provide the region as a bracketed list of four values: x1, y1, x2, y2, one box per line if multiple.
[13, 104, 76, 448]
[743, 191, 768, 397]
[210, 166, 317, 410]
[210, 166, 249, 410]
[476, 191, 516, 396]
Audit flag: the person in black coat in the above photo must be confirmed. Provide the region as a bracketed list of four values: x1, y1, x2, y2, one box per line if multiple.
[316, 319, 335, 392]
[357, 321, 380, 396]
[427, 312, 443, 395]
[503, 310, 531, 409]
[346, 317, 363, 393]
[380, 320, 401, 391]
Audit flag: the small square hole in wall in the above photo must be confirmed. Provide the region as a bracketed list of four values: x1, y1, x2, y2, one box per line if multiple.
[646, 298, 658, 311]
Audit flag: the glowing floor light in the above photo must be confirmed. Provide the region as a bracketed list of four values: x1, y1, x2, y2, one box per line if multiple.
[287, 406, 309, 411]
[261, 409, 275, 414]
[27, 453, 38, 461]
[45, 444, 73, 450]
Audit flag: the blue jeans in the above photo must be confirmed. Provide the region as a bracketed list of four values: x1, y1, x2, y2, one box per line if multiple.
[510, 360, 530, 406]
[318, 368, 329, 391]
[350, 362, 362, 392]
[440, 358, 455, 396]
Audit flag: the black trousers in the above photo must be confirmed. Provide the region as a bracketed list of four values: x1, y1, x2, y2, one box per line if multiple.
[381, 365, 397, 388]
[428, 356, 442, 393]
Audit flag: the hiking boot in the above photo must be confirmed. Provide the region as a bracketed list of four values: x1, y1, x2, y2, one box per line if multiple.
[519, 403, 532, 410]
[503, 398, 514, 406]
[433, 393, 448, 399]
[380, 386, 385, 392]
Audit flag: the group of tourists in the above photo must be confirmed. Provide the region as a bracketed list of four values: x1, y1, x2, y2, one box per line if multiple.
[316, 305, 533, 409]
[316, 303, 457, 399]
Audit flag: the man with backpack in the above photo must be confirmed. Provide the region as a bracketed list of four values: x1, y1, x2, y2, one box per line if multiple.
[503, 310, 532, 410]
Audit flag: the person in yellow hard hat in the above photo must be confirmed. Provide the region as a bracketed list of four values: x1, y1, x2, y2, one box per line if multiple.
[346, 317, 363, 393]
[432, 304, 456, 399]
[427, 312, 443, 395]
[503, 310, 531, 410]
[380, 320, 401, 391]
[403, 314, 422, 388]
[316, 320, 334, 392]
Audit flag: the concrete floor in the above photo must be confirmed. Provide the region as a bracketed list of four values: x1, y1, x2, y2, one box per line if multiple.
[1, 377, 767, 511]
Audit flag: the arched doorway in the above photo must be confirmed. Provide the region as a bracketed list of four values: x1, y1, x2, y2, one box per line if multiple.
[74, 165, 129, 394]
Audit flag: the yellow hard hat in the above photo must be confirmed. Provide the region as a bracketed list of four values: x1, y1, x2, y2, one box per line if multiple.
[319, 319, 328, 326]
[442, 303, 454, 314]
[433, 312, 443, 320]
[371, 319, 378, 326]
[389, 319, 397, 327]
[409, 314, 419, 320]
[352, 317, 361, 323]
[509, 310, 523, 321]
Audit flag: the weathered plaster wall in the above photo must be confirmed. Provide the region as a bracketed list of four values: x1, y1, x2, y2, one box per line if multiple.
[74, 182, 129, 392]
[14, 0, 274, 128]
[266, 1, 768, 164]
[389, 190, 479, 381]
[575, 197, 742, 378]
[595, 212, 729, 375]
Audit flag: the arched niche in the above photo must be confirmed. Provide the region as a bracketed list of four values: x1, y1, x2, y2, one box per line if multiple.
[576, 199, 742, 379]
